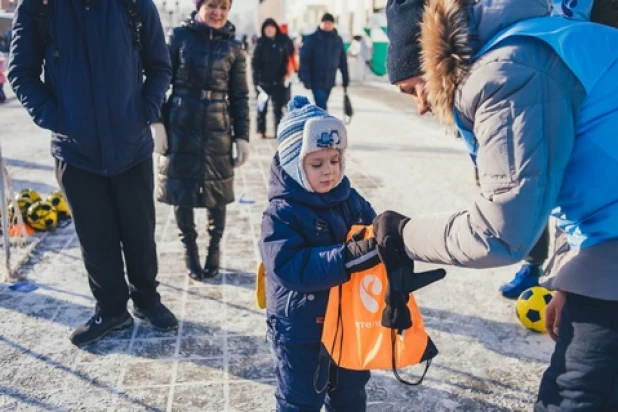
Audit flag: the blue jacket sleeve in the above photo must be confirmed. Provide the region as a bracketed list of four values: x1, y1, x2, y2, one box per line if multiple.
[8, 0, 58, 132]
[139, 0, 172, 124]
[261, 202, 350, 293]
[299, 35, 313, 86]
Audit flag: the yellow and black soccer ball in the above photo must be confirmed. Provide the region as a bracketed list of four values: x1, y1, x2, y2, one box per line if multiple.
[515, 286, 554, 333]
[15, 189, 42, 219]
[26, 200, 58, 231]
[46, 191, 71, 220]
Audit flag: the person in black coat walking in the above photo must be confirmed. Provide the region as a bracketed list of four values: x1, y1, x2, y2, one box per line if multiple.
[251, 18, 290, 139]
[9, 0, 177, 347]
[299, 13, 349, 111]
[156, 0, 249, 281]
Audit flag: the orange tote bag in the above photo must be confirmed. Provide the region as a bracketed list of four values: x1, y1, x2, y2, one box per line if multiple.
[319, 225, 438, 387]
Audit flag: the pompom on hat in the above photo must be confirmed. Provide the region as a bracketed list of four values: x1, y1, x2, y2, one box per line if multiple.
[277, 96, 348, 192]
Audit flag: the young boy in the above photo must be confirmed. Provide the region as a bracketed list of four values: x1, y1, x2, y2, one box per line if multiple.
[260, 96, 380, 411]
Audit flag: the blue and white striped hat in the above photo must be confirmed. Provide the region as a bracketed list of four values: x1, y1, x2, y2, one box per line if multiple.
[277, 96, 347, 192]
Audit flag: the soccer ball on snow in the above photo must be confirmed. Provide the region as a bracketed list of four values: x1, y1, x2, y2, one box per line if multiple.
[46, 191, 71, 220]
[15, 188, 42, 219]
[516, 286, 554, 333]
[26, 200, 58, 231]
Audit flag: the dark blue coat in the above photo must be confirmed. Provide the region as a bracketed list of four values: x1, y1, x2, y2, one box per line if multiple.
[8, 0, 172, 176]
[260, 155, 376, 342]
[299, 28, 349, 90]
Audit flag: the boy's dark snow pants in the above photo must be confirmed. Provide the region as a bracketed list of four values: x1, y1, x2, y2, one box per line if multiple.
[270, 337, 370, 412]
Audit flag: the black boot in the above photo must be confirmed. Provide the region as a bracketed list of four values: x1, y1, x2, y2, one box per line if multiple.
[174, 206, 202, 280]
[185, 243, 203, 281]
[203, 240, 220, 278]
[203, 206, 226, 278]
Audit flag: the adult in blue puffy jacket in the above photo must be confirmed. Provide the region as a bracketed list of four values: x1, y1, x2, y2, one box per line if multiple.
[375, 0, 618, 410]
[299, 13, 349, 111]
[8, 0, 177, 346]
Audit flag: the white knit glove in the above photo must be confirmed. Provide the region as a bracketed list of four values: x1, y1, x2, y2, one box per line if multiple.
[233, 139, 249, 168]
[151, 123, 168, 155]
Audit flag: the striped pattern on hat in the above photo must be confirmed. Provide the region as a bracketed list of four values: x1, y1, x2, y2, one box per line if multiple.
[277, 96, 347, 192]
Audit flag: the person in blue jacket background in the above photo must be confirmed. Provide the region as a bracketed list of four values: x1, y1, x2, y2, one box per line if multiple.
[260, 96, 380, 411]
[299, 13, 350, 111]
[8, 0, 177, 346]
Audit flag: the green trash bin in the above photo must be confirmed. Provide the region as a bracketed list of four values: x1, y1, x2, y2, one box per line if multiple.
[369, 27, 388, 77]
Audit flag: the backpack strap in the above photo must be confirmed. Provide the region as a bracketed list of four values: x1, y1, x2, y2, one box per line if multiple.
[121, 0, 143, 52]
[34, 0, 51, 49]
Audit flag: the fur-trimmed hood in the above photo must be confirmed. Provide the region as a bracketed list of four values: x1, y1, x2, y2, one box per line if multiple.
[420, 0, 550, 124]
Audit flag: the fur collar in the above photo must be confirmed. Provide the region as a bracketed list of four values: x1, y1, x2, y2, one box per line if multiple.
[420, 0, 473, 125]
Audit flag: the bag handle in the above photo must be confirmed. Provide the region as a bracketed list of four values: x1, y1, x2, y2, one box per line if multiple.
[390, 329, 432, 386]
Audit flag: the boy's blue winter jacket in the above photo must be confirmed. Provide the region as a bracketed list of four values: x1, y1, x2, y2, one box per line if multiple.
[260, 154, 376, 343]
[8, 0, 171, 176]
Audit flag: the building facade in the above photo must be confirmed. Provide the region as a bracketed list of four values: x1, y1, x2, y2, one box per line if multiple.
[258, 0, 386, 40]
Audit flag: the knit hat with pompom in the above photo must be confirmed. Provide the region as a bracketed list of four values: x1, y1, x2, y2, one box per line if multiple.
[276, 96, 348, 192]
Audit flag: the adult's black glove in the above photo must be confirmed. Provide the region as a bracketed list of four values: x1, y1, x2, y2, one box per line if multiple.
[344, 227, 380, 274]
[374, 211, 446, 332]
[378, 245, 446, 332]
[373, 210, 410, 252]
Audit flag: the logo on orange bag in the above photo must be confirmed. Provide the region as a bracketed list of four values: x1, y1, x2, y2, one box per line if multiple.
[359, 274, 382, 313]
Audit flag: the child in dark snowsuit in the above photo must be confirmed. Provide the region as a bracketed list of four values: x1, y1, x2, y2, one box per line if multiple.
[260, 96, 380, 411]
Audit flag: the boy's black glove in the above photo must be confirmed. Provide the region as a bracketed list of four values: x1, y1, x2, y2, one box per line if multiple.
[344, 227, 380, 274]
[373, 210, 410, 253]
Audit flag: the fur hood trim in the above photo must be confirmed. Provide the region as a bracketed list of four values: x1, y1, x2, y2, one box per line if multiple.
[420, 0, 472, 125]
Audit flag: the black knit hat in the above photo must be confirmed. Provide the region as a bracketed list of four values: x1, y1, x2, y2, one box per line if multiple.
[386, 0, 426, 84]
[321, 13, 335, 23]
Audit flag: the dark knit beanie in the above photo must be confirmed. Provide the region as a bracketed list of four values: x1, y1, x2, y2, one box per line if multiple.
[321, 13, 335, 23]
[386, 0, 426, 84]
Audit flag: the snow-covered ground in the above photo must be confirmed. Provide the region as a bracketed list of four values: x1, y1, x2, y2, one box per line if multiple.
[0, 73, 554, 411]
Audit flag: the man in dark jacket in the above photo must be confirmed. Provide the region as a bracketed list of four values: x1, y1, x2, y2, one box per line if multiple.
[252, 18, 290, 139]
[299, 13, 349, 111]
[9, 0, 177, 346]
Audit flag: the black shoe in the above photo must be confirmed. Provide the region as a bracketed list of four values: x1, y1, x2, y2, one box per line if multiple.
[70, 312, 134, 347]
[203, 243, 220, 279]
[184, 244, 203, 281]
[133, 302, 178, 332]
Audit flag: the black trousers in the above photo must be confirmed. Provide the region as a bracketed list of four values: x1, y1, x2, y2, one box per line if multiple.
[56, 157, 160, 317]
[535, 294, 618, 411]
[174, 205, 226, 246]
[257, 83, 286, 135]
